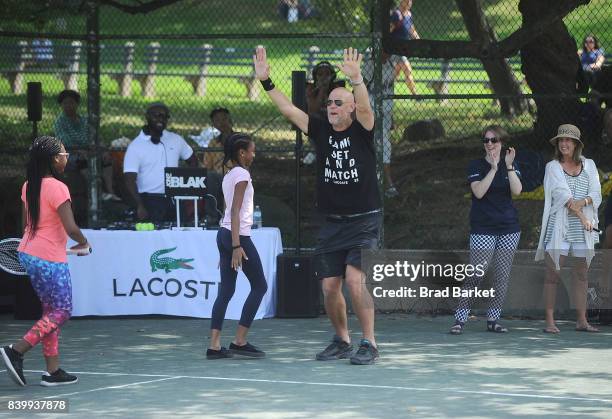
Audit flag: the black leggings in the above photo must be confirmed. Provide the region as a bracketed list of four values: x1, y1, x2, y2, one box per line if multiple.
[210, 228, 268, 330]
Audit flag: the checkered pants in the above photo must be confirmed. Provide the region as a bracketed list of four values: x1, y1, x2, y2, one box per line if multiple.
[454, 232, 520, 323]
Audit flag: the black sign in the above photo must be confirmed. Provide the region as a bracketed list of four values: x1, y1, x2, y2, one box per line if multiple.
[164, 167, 208, 197]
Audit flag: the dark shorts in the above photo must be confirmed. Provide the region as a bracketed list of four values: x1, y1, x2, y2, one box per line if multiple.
[313, 211, 381, 280]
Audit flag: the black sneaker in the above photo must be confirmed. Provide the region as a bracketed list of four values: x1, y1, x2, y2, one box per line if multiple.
[229, 342, 265, 358]
[40, 368, 78, 386]
[315, 335, 354, 361]
[350, 339, 379, 365]
[206, 347, 234, 360]
[1, 345, 26, 386]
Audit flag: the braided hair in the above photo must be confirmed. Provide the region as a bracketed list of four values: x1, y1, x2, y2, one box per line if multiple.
[25, 136, 63, 238]
[223, 133, 253, 169]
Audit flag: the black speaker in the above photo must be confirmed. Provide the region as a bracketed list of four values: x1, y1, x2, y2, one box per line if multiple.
[27, 82, 43, 122]
[291, 71, 306, 111]
[291, 71, 307, 132]
[276, 254, 319, 318]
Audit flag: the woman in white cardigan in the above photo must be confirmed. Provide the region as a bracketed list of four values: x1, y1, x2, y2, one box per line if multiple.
[535, 124, 601, 333]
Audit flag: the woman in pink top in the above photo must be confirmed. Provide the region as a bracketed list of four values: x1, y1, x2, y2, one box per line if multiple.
[1, 136, 89, 388]
[207, 133, 267, 359]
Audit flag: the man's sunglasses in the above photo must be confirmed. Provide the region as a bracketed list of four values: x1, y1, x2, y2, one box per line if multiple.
[325, 99, 344, 107]
[482, 137, 500, 144]
[57, 152, 70, 157]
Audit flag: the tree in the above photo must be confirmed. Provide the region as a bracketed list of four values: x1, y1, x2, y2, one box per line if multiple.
[312, 0, 371, 33]
[519, 0, 583, 141]
[0, 0, 184, 29]
[383, 0, 590, 134]
[455, 0, 526, 117]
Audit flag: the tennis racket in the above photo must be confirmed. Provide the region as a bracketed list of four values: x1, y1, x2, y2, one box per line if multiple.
[0, 238, 91, 276]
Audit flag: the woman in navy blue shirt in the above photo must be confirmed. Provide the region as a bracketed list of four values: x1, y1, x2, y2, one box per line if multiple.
[579, 34, 605, 86]
[450, 125, 522, 334]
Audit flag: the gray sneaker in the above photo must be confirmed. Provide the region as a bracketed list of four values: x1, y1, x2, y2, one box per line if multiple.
[1, 345, 26, 386]
[316, 335, 353, 361]
[349, 339, 379, 365]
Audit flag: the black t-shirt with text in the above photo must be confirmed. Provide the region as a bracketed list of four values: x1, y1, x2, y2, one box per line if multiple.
[307, 117, 381, 214]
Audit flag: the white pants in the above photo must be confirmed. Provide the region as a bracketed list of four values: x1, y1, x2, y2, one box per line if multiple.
[545, 240, 588, 258]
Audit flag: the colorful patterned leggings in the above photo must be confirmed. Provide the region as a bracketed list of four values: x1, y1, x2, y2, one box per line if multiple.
[18, 253, 73, 357]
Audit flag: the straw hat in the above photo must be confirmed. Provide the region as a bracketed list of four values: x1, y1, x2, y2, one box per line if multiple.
[549, 124, 583, 146]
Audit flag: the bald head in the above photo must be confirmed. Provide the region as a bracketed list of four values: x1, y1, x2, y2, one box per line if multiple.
[328, 87, 354, 103]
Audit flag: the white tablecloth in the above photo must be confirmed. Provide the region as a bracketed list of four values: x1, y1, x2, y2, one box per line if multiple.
[68, 228, 282, 319]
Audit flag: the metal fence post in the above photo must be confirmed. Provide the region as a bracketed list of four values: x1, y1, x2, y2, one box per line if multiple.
[86, 0, 100, 226]
[372, 0, 385, 248]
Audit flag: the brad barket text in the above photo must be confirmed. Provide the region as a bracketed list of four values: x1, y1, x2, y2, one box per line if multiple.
[373, 286, 496, 299]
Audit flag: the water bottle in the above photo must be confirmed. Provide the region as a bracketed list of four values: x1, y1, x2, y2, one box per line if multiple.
[253, 205, 262, 229]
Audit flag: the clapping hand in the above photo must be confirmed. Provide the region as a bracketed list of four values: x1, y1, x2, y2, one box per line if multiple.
[487, 150, 500, 171]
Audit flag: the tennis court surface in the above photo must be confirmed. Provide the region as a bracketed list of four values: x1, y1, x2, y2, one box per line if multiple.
[1, 314, 611, 418]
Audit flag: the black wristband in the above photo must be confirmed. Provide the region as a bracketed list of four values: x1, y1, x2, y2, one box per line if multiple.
[232, 245, 242, 250]
[260, 78, 275, 91]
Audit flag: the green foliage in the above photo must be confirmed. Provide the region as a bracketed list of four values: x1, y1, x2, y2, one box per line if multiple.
[311, 0, 372, 33]
[0, 0, 83, 30]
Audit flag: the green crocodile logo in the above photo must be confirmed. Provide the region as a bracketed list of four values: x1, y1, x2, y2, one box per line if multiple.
[150, 247, 194, 273]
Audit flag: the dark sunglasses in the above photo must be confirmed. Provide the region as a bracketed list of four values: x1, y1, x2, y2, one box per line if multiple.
[585, 39, 595, 44]
[482, 137, 500, 144]
[325, 99, 344, 107]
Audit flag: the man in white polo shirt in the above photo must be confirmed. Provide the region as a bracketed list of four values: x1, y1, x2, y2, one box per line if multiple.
[124, 102, 198, 222]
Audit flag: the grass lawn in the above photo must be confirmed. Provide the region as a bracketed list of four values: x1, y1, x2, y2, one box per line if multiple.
[1, 0, 609, 146]
[0, 0, 610, 247]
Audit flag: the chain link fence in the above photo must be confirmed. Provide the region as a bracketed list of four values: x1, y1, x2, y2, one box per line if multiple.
[0, 0, 610, 250]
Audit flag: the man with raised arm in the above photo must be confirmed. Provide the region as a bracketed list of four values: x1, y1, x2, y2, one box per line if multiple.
[254, 46, 382, 365]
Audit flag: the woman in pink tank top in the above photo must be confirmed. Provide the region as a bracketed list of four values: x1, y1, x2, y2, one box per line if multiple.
[1, 136, 89, 388]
